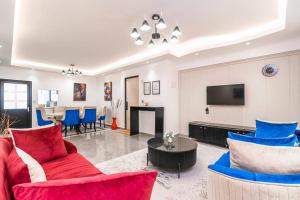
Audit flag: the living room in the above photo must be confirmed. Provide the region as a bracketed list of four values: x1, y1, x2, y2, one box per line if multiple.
[0, 0, 300, 200]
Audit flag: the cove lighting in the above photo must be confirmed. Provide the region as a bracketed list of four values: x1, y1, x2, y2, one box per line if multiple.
[11, 0, 287, 76]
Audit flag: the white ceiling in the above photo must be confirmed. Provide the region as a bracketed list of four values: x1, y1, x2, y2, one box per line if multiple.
[1, 0, 299, 75]
[0, 0, 14, 65]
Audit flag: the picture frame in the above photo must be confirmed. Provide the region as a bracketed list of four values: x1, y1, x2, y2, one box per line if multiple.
[152, 80, 160, 95]
[73, 83, 86, 101]
[144, 82, 151, 95]
[104, 82, 112, 101]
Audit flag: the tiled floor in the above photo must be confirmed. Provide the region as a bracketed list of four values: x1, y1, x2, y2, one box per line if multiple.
[66, 129, 152, 164]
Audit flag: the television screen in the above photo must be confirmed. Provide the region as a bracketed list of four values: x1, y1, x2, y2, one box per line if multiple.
[207, 84, 245, 105]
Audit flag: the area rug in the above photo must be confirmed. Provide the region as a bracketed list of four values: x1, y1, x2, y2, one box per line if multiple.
[95, 142, 227, 200]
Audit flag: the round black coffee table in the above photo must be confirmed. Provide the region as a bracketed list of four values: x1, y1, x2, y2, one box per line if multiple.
[147, 136, 197, 178]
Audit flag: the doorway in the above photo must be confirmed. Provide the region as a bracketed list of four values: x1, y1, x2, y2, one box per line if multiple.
[0, 79, 32, 128]
[125, 76, 139, 130]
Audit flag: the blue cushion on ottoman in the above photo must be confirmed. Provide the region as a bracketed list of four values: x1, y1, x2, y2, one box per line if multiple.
[228, 132, 298, 146]
[255, 120, 298, 138]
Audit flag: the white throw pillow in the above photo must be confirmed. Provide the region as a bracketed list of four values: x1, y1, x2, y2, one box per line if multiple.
[15, 147, 47, 182]
[228, 138, 300, 174]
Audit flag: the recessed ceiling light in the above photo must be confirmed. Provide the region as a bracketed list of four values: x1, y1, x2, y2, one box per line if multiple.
[245, 42, 251, 46]
[194, 52, 199, 56]
[146, 61, 150, 64]
[0, 45, 2, 48]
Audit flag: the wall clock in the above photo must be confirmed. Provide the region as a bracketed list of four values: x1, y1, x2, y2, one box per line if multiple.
[262, 64, 278, 77]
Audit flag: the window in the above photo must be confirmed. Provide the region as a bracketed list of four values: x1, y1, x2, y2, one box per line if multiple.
[4, 83, 28, 109]
[38, 90, 59, 107]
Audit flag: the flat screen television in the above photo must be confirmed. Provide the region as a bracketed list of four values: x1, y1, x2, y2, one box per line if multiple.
[207, 84, 245, 105]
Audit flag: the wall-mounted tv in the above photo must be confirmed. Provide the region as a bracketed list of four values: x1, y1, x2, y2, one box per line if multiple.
[207, 84, 245, 105]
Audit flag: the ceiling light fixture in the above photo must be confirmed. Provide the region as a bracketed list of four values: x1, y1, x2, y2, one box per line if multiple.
[130, 14, 181, 47]
[170, 35, 178, 43]
[0, 45, 2, 48]
[245, 42, 251, 46]
[135, 37, 143, 45]
[162, 38, 168, 45]
[62, 64, 82, 76]
[156, 18, 167, 29]
[172, 26, 181, 36]
[130, 28, 140, 38]
[140, 20, 151, 31]
[148, 40, 155, 48]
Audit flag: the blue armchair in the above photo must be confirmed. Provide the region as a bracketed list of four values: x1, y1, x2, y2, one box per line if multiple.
[208, 128, 300, 200]
[61, 107, 81, 137]
[36, 107, 53, 126]
[98, 106, 107, 128]
[80, 106, 97, 132]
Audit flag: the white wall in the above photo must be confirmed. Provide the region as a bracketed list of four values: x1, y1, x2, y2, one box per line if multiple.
[0, 66, 98, 126]
[96, 60, 179, 135]
[179, 51, 300, 134]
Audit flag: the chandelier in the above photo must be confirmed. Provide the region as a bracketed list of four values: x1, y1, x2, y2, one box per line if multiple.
[62, 64, 82, 76]
[130, 14, 181, 47]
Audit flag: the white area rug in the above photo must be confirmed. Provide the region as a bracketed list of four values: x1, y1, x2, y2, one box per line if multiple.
[95, 142, 227, 200]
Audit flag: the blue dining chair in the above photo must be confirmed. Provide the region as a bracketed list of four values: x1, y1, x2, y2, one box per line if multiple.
[98, 106, 107, 128]
[80, 106, 97, 132]
[36, 107, 53, 126]
[61, 107, 81, 137]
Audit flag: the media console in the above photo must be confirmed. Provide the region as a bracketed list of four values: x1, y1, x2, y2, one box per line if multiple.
[189, 121, 255, 147]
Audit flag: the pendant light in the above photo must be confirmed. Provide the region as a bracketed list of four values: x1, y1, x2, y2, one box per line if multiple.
[130, 14, 181, 46]
[148, 40, 155, 48]
[135, 37, 143, 45]
[170, 35, 178, 43]
[172, 26, 181, 36]
[140, 20, 151, 31]
[130, 28, 140, 38]
[162, 38, 168, 45]
[156, 18, 167, 29]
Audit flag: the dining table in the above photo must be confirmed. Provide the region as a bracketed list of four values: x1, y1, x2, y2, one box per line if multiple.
[47, 112, 64, 121]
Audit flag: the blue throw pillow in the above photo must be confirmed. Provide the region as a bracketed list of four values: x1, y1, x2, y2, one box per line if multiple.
[255, 120, 298, 138]
[228, 132, 298, 146]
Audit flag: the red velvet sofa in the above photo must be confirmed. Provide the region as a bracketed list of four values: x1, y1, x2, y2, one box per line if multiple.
[0, 137, 157, 200]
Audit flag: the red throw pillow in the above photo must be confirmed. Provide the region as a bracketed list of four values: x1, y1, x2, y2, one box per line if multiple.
[6, 148, 31, 187]
[11, 124, 68, 163]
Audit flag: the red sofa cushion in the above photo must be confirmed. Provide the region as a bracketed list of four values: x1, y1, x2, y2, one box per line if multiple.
[63, 140, 77, 154]
[0, 138, 13, 200]
[42, 153, 102, 180]
[10, 124, 68, 163]
[13, 171, 158, 200]
[6, 148, 31, 188]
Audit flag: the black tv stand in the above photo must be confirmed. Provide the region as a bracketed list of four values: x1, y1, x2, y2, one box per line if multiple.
[189, 121, 255, 147]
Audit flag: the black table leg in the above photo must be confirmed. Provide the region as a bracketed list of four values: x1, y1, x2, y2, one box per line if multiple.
[178, 163, 181, 179]
[147, 153, 149, 166]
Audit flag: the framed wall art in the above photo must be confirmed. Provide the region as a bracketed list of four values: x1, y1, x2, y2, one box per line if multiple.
[152, 80, 160, 95]
[73, 83, 86, 101]
[144, 82, 151, 95]
[104, 82, 112, 101]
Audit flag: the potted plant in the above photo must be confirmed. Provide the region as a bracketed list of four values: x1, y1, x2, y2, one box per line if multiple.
[110, 99, 122, 130]
[0, 112, 16, 137]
